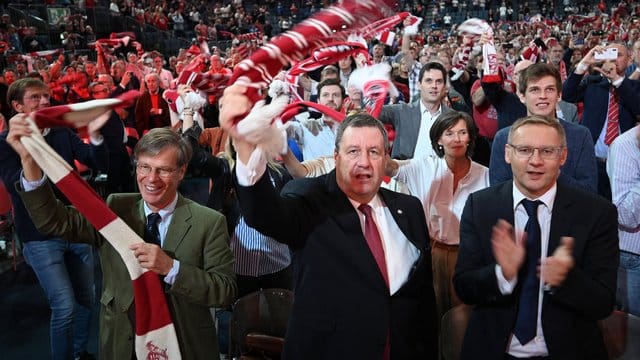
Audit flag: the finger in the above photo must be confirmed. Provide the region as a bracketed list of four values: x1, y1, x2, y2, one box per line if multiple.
[560, 236, 575, 252]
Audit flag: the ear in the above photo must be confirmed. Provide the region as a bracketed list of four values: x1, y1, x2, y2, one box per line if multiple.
[558, 146, 568, 166]
[517, 89, 526, 104]
[11, 100, 23, 113]
[504, 143, 512, 165]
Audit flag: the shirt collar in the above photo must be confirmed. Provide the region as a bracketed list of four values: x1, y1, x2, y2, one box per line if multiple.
[144, 193, 179, 220]
[512, 182, 557, 214]
[420, 100, 442, 117]
[348, 193, 384, 212]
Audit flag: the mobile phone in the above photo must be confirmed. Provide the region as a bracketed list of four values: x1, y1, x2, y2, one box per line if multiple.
[594, 47, 618, 60]
[574, 37, 585, 45]
[593, 30, 605, 36]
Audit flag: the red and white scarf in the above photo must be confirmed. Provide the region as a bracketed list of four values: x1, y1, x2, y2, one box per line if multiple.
[21, 92, 182, 360]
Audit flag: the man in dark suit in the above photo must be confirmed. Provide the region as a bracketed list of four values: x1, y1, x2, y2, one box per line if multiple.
[454, 115, 618, 360]
[562, 43, 640, 199]
[9, 126, 237, 360]
[227, 112, 438, 359]
[378, 61, 451, 159]
[490, 63, 598, 194]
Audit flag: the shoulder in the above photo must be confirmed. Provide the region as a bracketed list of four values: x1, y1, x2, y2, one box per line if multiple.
[557, 182, 615, 211]
[281, 175, 327, 197]
[107, 192, 142, 205]
[560, 120, 590, 137]
[493, 127, 509, 143]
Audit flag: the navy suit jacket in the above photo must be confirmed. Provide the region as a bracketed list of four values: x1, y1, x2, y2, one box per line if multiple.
[482, 81, 578, 129]
[454, 181, 618, 360]
[562, 73, 640, 141]
[0, 127, 107, 242]
[489, 120, 598, 193]
[235, 170, 438, 359]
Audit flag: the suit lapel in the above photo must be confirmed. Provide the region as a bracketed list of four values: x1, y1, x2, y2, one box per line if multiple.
[132, 198, 146, 239]
[324, 172, 389, 288]
[548, 184, 572, 256]
[379, 189, 419, 249]
[163, 195, 192, 254]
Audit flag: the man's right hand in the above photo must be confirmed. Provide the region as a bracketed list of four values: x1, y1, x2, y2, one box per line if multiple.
[7, 114, 43, 181]
[7, 114, 35, 160]
[492, 219, 526, 281]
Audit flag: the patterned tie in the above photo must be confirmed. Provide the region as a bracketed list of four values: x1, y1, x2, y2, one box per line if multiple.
[514, 199, 543, 345]
[358, 203, 390, 360]
[144, 213, 162, 247]
[604, 86, 620, 145]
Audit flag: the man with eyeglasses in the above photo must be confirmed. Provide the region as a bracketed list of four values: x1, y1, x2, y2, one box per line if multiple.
[489, 63, 598, 194]
[455, 115, 618, 360]
[10, 126, 237, 360]
[0, 78, 108, 360]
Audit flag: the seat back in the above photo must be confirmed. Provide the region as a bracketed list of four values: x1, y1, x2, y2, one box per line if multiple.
[600, 310, 640, 359]
[229, 288, 294, 359]
[440, 304, 472, 360]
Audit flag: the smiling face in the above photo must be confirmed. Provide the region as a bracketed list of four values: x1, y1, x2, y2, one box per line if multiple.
[438, 119, 470, 160]
[518, 75, 561, 118]
[506, 123, 567, 199]
[334, 126, 386, 204]
[136, 146, 186, 212]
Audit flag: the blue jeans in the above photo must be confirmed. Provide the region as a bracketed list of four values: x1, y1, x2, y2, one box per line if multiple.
[617, 251, 640, 317]
[23, 239, 95, 360]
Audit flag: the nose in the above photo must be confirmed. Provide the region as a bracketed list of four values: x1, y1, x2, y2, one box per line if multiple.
[528, 149, 544, 164]
[356, 152, 372, 167]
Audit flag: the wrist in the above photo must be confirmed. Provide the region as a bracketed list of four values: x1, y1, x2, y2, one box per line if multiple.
[575, 62, 589, 74]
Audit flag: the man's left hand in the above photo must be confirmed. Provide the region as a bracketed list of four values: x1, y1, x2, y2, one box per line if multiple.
[542, 236, 575, 287]
[129, 242, 174, 275]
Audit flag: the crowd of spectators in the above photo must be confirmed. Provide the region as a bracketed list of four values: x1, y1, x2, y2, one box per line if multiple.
[1, 0, 640, 359]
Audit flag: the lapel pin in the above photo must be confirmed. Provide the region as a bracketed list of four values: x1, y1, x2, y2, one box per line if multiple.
[397, 209, 403, 214]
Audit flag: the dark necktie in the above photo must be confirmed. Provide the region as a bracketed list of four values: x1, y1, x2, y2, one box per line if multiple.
[144, 212, 161, 247]
[514, 199, 543, 344]
[358, 203, 390, 360]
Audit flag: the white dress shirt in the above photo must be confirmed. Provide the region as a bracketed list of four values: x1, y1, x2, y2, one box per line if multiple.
[395, 156, 489, 244]
[412, 101, 442, 159]
[495, 184, 557, 358]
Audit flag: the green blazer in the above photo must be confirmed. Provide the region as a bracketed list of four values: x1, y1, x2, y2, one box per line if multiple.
[19, 184, 237, 360]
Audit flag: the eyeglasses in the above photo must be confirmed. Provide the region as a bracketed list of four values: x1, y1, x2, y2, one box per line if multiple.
[91, 89, 109, 94]
[136, 164, 178, 178]
[508, 144, 564, 159]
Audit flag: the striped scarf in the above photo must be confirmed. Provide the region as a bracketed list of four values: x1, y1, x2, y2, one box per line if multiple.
[21, 93, 182, 360]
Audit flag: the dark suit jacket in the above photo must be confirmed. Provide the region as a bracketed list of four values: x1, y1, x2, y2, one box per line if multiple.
[489, 119, 598, 194]
[482, 80, 578, 129]
[562, 73, 640, 142]
[235, 170, 438, 359]
[134, 90, 171, 136]
[0, 127, 107, 243]
[453, 181, 618, 360]
[19, 185, 237, 360]
[378, 101, 451, 159]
